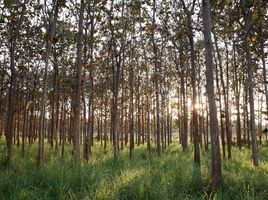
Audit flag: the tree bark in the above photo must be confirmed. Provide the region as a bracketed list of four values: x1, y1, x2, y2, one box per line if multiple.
[202, 0, 222, 187]
[213, 32, 231, 159]
[72, 0, 85, 165]
[152, 0, 161, 157]
[242, 0, 258, 166]
[182, 0, 200, 165]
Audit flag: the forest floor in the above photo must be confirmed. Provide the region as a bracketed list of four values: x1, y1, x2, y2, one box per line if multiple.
[0, 138, 268, 200]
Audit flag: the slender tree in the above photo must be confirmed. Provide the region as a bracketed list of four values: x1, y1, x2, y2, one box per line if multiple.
[202, 0, 222, 187]
[72, 0, 86, 165]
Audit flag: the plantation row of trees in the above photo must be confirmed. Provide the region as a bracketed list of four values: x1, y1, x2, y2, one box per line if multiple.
[0, 0, 267, 187]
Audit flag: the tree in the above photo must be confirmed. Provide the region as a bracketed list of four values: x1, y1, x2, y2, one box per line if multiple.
[37, 0, 59, 167]
[5, 2, 26, 164]
[202, 0, 222, 187]
[152, 0, 161, 157]
[181, 0, 200, 165]
[72, 0, 86, 165]
[241, 0, 258, 167]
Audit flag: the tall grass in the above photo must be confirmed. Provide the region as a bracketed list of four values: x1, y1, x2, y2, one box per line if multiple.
[0, 138, 268, 200]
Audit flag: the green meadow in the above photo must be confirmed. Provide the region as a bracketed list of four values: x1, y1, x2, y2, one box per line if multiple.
[1, 138, 268, 200]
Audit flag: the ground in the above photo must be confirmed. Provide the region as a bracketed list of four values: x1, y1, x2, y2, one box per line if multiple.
[0, 138, 268, 200]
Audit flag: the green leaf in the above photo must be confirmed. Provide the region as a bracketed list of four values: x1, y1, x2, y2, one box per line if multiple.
[4, 0, 19, 7]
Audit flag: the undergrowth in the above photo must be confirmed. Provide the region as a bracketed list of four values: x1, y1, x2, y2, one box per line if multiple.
[0, 137, 268, 200]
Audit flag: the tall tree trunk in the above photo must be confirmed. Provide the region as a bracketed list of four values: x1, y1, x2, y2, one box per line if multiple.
[242, 0, 258, 166]
[214, 57, 225, 159]
[85, 0, 95, 161]
[104, 96, 108, 150]
[181, 60, 188, 151]
[129, 59, 134, 160]
[37, 3, 58, 167]
[6, 40, 17, 164]
[139, 16, 151, 160]
[73, 0, 85, 165]
[233, 41, 242, 149]
[152, 0, 161, 157]
[6, 5, 26, 164]
[213, 32, 231, 159]
[202, 0, 222, 187]
[182, 0, 200, 165]
[259, 1, 268, 133]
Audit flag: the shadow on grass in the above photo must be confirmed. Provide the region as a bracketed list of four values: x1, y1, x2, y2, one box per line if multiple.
[1, 140, 268, 200]
[200, 147, 268, 200]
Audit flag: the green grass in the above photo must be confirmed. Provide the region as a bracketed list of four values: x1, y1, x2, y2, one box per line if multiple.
[0, 138, 268, 200]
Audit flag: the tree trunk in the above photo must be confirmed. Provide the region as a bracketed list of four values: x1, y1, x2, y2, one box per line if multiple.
[37, 3, 58, 167]
[6, 41, 17, 164]
[129, 60, 134, 160]
[182, 0, 200, 165]
[202, 0, 222, 187]
[72, 0, 85, 165]
[259, 1, 268, 141]
[233, 41, 242, 149]
[213, 32, 231, 159]
[242, 0, 258, 166]
[152, 0, 161, 157]
[139, 16, 151, 160]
